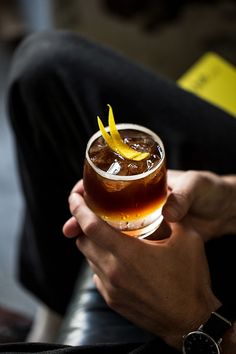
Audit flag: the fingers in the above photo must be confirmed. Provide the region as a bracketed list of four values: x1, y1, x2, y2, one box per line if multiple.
[71, 179, 84, 194]
[93, 274, 108, 303]
[75, 235, 111, 269]
[63, 216, 82, 238]
[62, 180, 84, 238]
[68, 192, 131, 251]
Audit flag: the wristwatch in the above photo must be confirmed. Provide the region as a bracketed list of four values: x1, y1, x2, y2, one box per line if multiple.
[182, 305, 232, 354]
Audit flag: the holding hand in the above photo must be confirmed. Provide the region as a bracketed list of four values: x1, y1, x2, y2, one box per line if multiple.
[63, 179, 220, 350]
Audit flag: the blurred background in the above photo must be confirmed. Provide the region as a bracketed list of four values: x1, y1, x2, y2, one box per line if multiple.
[0, 0, 236, 343]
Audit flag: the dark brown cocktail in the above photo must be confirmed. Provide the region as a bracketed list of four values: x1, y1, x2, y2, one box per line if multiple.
[83, 123, 167, 238]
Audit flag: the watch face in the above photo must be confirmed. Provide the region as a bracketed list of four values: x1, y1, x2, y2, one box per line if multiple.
[183, 331, 221, 354]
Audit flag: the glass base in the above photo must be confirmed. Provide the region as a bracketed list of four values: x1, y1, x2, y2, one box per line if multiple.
[122, 215, 163, 238]
[106, 208, 163, 239]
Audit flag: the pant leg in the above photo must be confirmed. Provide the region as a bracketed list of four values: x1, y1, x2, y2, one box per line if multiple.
[7, 30, 236, 316]
[0, 339, 178, 354]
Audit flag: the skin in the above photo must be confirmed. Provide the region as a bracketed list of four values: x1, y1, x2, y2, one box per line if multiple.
[63, 170, 236, 351]
[163, 170, 236, 241]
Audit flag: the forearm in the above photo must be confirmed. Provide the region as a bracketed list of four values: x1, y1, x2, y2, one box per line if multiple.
[221, 321, 236, 354]
[222, 175, 236, 235]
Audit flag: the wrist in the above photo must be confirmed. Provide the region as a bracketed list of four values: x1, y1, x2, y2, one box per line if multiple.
[181, 303, 234, 354]
[164, 294, 221, 351]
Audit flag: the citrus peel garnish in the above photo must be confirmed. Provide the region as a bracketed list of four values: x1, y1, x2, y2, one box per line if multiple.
[97, 104, 150, 161]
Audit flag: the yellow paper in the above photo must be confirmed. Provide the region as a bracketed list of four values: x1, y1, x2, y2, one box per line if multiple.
[177, 52, 236, 118]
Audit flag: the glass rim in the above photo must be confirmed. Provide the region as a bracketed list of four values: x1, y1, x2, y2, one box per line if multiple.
[85, 123, 165, 181]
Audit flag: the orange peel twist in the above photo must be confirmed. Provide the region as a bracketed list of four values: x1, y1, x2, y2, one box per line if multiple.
[97, 104, 150, 161]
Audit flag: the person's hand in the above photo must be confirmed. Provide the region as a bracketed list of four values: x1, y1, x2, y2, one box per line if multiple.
[163, 170, 236, 242]
[63, 182, 220, 350]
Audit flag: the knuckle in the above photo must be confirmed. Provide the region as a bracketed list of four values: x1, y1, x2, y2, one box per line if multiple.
[105, 289, 121, 310]
[83, 218, 99, 235]
[106, 297, 119, 310]
[185, 169, 199, 182]
[186, 170, 213, 185]
[107, 271, 120, 288]
[71, 205, 81, 217]
[106, 265, 123, 289]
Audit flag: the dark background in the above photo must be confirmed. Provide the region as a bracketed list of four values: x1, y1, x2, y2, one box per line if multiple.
[0, 0, 235, 342]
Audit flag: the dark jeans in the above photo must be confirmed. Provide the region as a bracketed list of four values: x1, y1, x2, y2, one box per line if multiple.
[4, 30, 236, 353]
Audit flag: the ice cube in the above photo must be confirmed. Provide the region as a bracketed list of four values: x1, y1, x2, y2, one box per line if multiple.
[102, 179, 131, 192]
[107, 161, 121, 175]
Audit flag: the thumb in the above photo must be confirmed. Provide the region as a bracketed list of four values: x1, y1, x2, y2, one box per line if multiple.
[163, 171, 201, 222]
[162, 191, 191, 222]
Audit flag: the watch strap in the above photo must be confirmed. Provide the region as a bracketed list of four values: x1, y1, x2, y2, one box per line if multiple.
[200, 305, 232, 341]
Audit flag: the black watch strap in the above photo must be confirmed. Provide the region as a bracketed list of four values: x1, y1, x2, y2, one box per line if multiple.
[201, 305, 232, 341]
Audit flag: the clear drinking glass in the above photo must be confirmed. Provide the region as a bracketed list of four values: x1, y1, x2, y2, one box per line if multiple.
[83, 123, 167, 238]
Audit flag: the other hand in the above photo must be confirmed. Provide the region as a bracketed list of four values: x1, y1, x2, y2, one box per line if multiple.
[163, 170, 235, 241]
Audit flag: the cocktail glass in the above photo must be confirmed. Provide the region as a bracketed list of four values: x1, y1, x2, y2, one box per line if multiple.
[83, 123, 167, 239]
